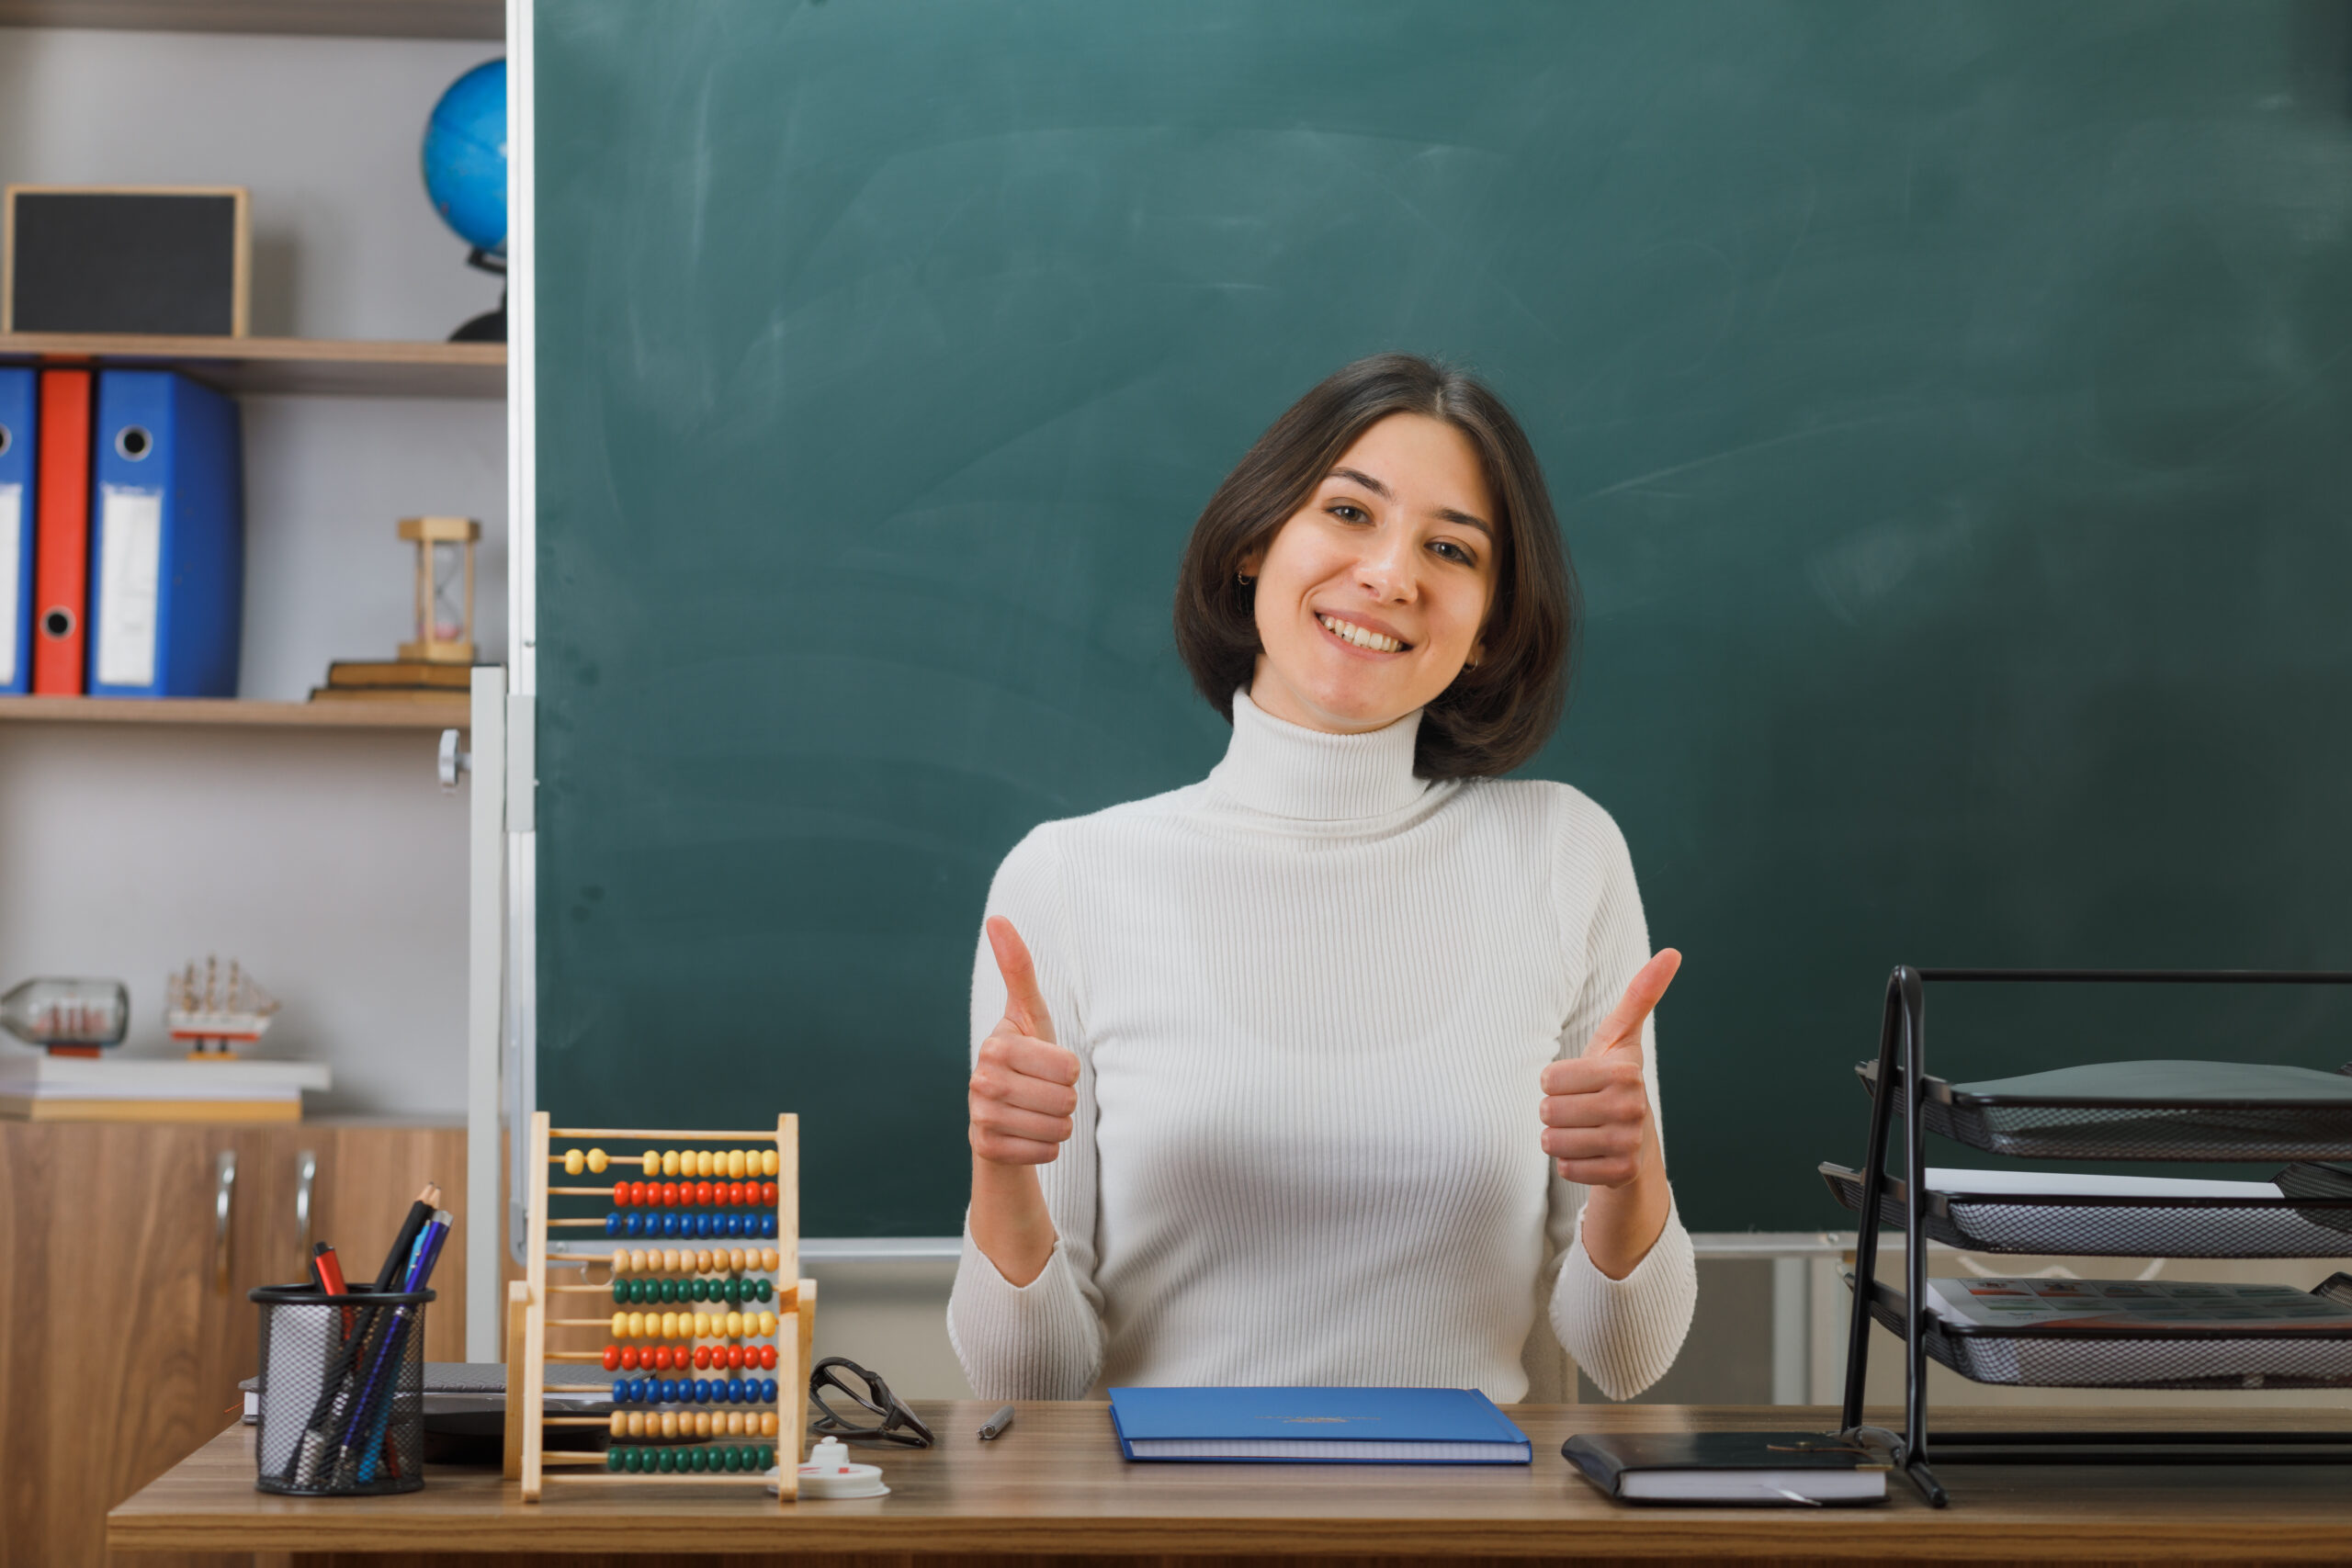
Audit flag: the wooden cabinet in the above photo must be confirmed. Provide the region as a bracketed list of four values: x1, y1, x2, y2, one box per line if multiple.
[0, 1119, 464, 1568]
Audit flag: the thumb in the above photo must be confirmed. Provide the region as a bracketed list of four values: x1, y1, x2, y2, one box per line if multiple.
[985, 916, 1057, 1045]
[1594, 948, 1680, 1055]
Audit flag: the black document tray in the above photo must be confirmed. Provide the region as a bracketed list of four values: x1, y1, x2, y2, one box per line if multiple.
[1819, 1161, 2352, 1257]
[1854, 1058, 2352, 1160]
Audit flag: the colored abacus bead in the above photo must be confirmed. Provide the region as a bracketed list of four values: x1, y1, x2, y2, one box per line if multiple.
[587, 1147, 608, 1173]
[641, 1151, 659, 1177]
[606, 1447, 624, 1472]
[601, 1344, 622, 1371]
[564, 1148, 585, 1176]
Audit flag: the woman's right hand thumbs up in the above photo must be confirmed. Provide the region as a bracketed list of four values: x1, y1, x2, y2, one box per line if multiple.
[968, 917, 1083, 1167]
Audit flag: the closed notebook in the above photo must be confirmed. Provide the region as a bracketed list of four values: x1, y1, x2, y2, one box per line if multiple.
[1563, 1430, 1889, 1506]
[1108, 1387, 1531, 1463]
[85, 368, 243, 698]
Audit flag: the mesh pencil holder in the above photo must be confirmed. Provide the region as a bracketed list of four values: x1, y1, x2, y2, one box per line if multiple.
[250, 1282, 435, 1495]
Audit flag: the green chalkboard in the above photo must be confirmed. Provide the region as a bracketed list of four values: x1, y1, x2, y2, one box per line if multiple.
[534, 0, 2352, 1235]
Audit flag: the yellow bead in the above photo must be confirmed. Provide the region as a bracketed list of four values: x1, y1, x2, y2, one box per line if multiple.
[760, 1247, 779, 1272]
[662, 1248, 681, 1273]
[760, 1412, 778, 1437]
[726, 1411, 745, 1436]
[660, 1411, 679, 1439]
[609, 1311, 627, 1337]
[724, 1148, 744, 1179]
[695, 1248, 714, 1272]
[630, 1248, 649, 1273]
[586, 1147, 608, 1174]
[608, 1411, 626, 1438]
[641, 1150, 659, 1177]
[661, 1149, 680, 1178]
[562, 1148, 584, 1177]
[610, 1251, 630, 1276]
[757, 1311, 776, 1337]
[628, 1411, 646, 1438]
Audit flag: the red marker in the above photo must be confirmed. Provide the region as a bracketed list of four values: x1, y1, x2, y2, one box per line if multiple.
[313, 1242, 354, 1337]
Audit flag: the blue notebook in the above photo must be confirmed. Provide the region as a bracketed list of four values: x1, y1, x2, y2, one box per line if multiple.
[85, 369, 243, 698]
[1107, 1387, 1532, 1464]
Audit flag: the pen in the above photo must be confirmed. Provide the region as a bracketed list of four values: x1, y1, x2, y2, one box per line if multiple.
[313, 1242, 353, 1337]
[978, 1404, 1017, 1440]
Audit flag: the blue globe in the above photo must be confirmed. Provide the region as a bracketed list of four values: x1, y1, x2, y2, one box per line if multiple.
[424, 59, 507, 254]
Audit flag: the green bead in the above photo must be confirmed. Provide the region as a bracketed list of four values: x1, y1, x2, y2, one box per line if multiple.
[631, 1279, 649, 1304]
[606, 1447, 624, 1472]
[694, 1277, 709, 1302]
[661, 1448, 679, 1473]
[624, 1446, 643, 1472]
[754, 1278, 772, 1302]
[657, 1278, 673, 1303]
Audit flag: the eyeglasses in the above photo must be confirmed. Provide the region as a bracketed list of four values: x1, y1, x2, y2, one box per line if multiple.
[808, 1356, 935, 1449]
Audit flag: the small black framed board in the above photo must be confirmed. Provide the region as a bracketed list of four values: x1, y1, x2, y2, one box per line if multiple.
[3, 186, 249, 337]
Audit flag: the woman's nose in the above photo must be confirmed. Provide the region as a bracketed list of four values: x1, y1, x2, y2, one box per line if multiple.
[1354, 529, 1418, 601]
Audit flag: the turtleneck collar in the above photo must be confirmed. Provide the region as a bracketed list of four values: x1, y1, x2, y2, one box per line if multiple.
[1204, 688, 1430, 822]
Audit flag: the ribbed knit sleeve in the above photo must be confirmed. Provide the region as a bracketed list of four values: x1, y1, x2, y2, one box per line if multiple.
[1543, 794, 1699, 1401]
[944, 825, 1107, 1399]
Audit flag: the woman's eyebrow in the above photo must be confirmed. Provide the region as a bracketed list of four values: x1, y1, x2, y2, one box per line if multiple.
[1329, 465, 1492, 537]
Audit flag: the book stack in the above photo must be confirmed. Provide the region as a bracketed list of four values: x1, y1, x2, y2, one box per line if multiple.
[0, 1052, 330, 1122]
[309, 659, 475, 705]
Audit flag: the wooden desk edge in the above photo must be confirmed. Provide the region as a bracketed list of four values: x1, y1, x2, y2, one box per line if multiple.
[107, 1407, 2352, 1561]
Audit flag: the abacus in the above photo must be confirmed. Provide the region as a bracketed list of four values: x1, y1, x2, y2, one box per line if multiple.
[503, 1112, 815, 1503]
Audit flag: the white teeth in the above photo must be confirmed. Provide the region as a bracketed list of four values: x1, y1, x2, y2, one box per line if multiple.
[1318, 614, 1401, 652]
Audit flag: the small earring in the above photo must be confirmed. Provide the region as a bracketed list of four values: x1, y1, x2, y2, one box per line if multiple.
[1237, 573, 1254, 587]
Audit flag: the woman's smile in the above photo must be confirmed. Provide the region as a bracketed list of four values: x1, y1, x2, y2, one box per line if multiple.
[1313, 610, 1410, 655]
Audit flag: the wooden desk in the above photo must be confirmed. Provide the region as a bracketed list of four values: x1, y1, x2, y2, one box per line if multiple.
[109, 1402, 2352, 1566]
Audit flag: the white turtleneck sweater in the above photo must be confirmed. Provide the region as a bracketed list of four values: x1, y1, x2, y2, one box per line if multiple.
[946, 691, 1697, 1403]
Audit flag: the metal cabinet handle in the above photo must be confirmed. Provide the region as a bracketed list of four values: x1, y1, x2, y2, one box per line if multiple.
[294, 1148, 318, 1261]
[212, 1149, 237, 1293]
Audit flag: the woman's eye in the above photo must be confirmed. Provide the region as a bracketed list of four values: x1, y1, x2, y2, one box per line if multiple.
[1327, 502, 1369, 525]
[1431, 540, 1475, 565]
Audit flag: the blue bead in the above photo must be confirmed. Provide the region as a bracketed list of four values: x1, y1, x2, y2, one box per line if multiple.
[724, 1213, 743, 1237]
[660, 1213, 678, 1237]
[762, 1213, 778, 1237]
[760, 1378, 777, 1404]
[728, 1378, 745, 1404]
[697, 1212, 715, 1237]
[626, 1379, 645, 1404]
[695, 1378, 713, 1403]
[633, 1213, 652, 1237]
[604, 1213, 622, 1237]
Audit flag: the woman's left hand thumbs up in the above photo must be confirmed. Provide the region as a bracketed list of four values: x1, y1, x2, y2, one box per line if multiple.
[1538, 949, 1680, 1189]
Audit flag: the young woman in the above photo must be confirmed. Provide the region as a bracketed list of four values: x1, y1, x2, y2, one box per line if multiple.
[947, 355, 1695, 1402]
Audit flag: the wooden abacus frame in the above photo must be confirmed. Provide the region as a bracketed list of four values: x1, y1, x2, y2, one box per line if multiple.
[503, 1112, 815, 1504]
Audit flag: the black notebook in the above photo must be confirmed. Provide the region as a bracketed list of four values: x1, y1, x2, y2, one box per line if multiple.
[1562, 1431, 1890, 1506]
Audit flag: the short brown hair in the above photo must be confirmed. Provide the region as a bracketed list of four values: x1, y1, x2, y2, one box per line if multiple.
[1172, 354, 1577, 779]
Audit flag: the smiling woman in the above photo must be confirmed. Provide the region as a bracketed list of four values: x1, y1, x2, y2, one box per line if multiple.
[949, 355, 1697, 1405]
[1175, 355, 1576, 777]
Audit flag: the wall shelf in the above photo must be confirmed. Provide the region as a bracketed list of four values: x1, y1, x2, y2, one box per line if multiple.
[0, 0, 501, 39]
[0, 694, 469, 728]
[0, 334, 503, 399]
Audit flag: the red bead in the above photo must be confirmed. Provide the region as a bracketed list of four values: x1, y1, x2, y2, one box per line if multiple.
[761, 1181, 777, 1205]
[693, 1346, 712, 1370]
[627, 1180, 645, 1206]
[620, 1347, 641, 1371]
[602, 1345, 622, 1371]
[728, 1181, 746, 1206]
[758, 1345, 778, 1371]
[662, 1181, 681, 1207]
[725, 1345, 744, 1370]
[695, 1180, 715, 1205]
[657, 1347, 677, 1370]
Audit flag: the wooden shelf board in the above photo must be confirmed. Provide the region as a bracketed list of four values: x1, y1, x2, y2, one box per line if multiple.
[0, 0, 502, 39]
[0, 694, 469, 729]
[0, 334, 504, 399]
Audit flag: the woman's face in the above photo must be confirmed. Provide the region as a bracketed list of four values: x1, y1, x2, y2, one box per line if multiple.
[1242, 412, 1498, 735]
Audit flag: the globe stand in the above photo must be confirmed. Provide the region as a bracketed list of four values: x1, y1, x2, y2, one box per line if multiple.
[450, 246, 506, 344]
